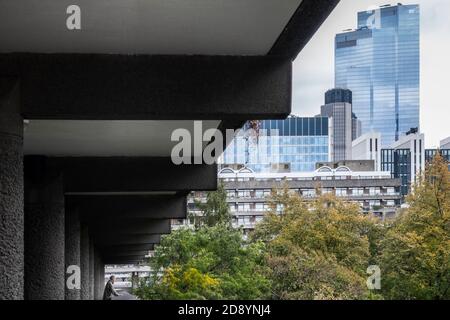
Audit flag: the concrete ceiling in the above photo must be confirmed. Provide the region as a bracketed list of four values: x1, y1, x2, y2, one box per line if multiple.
[0, 0, 302, 55]
[24, 120, 221, 156]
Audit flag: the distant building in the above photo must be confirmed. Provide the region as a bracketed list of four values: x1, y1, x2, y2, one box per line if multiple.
[335, 4, 420, 147]
[425, 136, 450, 171]
[321, 89, 353, 161]
[315, 160, 376, 172]
[178, 167, 403, 232]
[219, 117, 330, 173]
[382, 130, 425, 195]
[352, 113, 362, 141]
[440, 137, 450, 149]
[352, 132, 382, 171]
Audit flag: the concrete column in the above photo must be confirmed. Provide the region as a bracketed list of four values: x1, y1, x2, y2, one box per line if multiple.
[24, 157, 65, 300]
[65, 205, 81, 300]
[80, 224, 90, 300]
[89, 239, 95, 300]
[0, 79, 23, 300]
[94, 250, 105, 300]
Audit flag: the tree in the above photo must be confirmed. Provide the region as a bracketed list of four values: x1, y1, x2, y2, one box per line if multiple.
[379, 153, 450, 300]
[194, 183, 232, 227]
[135, 187, 270, 300]
[251, 187, 381, 300]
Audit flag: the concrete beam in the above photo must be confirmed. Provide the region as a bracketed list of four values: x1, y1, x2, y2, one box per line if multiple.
[58, 157, 217, 193]
[101, 251, 150, 257]
[95, 234, 161, 247]
[89, 219, 171, 236]
[101, 244, 155, 253]
[0, 78, 23, 300]
[269, 0, 340, 61]
[70, 195, 187, 220]
[0, 54, 291, 120]
[103, 258, 146, 265]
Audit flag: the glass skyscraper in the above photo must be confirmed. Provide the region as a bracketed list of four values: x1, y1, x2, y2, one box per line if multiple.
[220, 117, 330, 173]
[335, 4, 420, 147]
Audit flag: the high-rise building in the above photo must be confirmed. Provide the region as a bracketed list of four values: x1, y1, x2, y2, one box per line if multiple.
[219, 117, 330, 173]
[321, 88, 353, 161]
[352, 113, 362, 141]
[335, 4, 420, 147]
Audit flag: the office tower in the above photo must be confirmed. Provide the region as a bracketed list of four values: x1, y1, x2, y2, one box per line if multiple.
[352, 132, 382, 171]
[335, 4, 420, 147]
[352, 113, 362, 141]
[219, 117, 330, 173]
[382, 129, 425, 195]
[321, 88, 353, 161]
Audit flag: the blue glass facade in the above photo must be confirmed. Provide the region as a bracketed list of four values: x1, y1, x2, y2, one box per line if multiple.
[335, 4, 420, 147]
[221, 118, 330, 173]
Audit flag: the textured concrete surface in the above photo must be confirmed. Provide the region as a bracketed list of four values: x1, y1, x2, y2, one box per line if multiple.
[94, 251, 104, 300]
[24, 159, 65, 300]
[65, 206, 81, 300]
[0, 80, 24, 300]
[89, 239, 95, 300]
[0, 54, 291, 121]
[80, 224, 90, 300]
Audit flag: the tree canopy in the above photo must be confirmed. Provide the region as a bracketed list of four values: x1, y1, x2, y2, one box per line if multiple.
[379, 153, 450, 300]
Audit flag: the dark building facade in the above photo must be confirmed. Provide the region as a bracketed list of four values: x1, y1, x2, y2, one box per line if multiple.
[382, 149, 412, 196]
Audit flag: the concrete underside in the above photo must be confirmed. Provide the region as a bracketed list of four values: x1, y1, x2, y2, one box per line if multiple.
[0, 0, 340, 299]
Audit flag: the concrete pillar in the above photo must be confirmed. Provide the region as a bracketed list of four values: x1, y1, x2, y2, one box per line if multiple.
[80, 224, 90, 300]
[94, 250, 105, 300]
[0, 79, 24, 300]
[65, 205, 81, 300]
[24, 157, 65, 300]
[89, 239, 95, 300]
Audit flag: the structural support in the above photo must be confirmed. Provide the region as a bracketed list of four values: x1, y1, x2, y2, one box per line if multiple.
[0, 79, 23, 300]
[24, 156, 65, 300]
[80, 224, 90, 300]
[61, 157, 217, 193]
[89, 239, 95, 300]
[65, 204, 81, 300]
[0, 54, 292, 120]
[94, 250, 104, 300]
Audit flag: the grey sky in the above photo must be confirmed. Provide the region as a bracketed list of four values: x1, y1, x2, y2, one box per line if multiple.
[292, 0, 450, 148]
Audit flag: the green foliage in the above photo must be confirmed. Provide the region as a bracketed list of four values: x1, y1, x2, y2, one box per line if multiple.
[379, 153, 450, 300]
[135, 186, 270, 300]
[193, 183, 232, 227]
[136, 154, 450, 300]
[251, 187, 380, 300]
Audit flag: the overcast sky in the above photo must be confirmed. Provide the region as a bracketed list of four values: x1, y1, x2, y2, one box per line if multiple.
[292, 0, 450, 148]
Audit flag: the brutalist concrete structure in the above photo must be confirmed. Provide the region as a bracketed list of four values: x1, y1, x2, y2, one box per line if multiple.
[0, 0, 340, 299]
